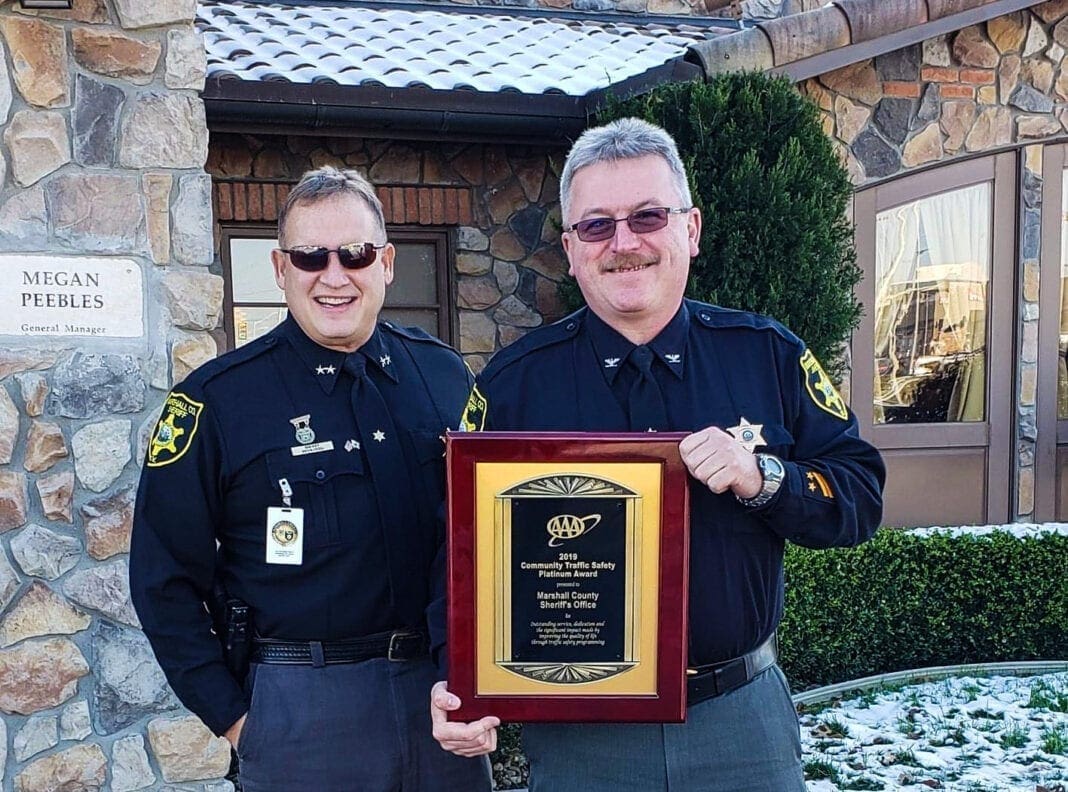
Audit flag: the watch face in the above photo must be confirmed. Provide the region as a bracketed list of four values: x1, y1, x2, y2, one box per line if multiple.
[762, 455, 785, 479]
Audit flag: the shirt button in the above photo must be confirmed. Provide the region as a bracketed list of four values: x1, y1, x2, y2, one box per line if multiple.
[315, 470, 326, 480]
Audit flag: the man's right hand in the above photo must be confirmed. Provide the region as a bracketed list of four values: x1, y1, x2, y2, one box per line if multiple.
[224, 714, 247, 750]
[430, 681, 500, 757]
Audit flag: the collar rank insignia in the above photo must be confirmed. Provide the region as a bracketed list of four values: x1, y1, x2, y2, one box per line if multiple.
[290, 414, 316, 445]
[147, 392, 204, 467]
[379, 354, 391, 367]
[459, 384, 488, 432]
[604, 357, 621, 368]
[726, 417, 765, 453]
[665, 354, 681, 364]
[315, 364, 336, 375]
[800, 350, 848, 421]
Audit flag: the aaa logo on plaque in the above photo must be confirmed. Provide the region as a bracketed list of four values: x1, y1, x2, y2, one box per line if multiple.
[496, 475, 639, 685]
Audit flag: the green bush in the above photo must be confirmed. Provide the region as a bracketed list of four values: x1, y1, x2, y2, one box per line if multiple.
[566, 73, 861, 377]
[491, 528, 1067, 789]
[779, 528, 1068, 690]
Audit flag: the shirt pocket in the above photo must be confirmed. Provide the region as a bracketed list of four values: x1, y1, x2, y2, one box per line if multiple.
[265, 448, 366, 548]
[408, 428, 447, 524]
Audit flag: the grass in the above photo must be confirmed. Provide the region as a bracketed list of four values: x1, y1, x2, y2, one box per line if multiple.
[1027, 679, 1068, 713]
[1040, 724, 1068, 755]
[820, 715, 851, 738]
[1000, 721, 1029, 749]
[803, 758, 841, 783]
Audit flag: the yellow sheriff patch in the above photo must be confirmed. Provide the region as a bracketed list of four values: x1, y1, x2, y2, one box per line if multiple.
[800, 350, 848, 421]
[147, 392, 204, 467]
[459, 384, 488, 432]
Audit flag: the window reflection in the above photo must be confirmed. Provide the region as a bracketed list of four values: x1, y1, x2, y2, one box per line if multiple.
[1060, 171, 1068, 418]
[874, 183, 990, 423]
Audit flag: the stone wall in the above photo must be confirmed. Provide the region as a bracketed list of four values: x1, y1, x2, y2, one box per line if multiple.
[207, 133, 571, 373]
[803, 4, 1068, 522]
[0, 0, 228, 789]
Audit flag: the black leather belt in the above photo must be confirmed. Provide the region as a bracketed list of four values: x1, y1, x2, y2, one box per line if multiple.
[251, 630, 427, 667]
[686, 634, 778, 706]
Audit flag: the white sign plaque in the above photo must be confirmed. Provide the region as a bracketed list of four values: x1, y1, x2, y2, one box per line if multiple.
[0, 255, 144, 339]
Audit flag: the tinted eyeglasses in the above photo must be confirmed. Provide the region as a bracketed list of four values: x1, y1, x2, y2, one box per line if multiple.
[279, 242, 387, 272]
[565, 207, 691, 243]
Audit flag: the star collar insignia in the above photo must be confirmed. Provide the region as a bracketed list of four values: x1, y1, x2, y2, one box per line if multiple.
[379, 354, 391, 367]
[726, 417, 765, 453]
[315, 364, 336, 375]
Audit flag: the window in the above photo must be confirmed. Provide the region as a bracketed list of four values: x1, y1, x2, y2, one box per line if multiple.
[873, 183, 991, 424]
[220, 226, 453, 348]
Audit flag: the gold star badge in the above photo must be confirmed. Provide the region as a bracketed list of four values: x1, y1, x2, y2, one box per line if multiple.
[726, 417, 765, 453]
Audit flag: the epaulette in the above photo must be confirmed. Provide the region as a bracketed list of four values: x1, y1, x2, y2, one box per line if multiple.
[381, 321, 460, 355]
[479, 307, 586, 383]
[187, 332, 279, 388]
[686, 299, 800, 346]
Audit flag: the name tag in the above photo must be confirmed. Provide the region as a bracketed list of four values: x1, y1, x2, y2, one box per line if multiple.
[291, 441, 334, 456]
[266, 507, 304, 565]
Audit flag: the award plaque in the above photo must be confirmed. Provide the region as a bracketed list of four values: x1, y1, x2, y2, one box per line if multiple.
[446, 432, 690, 723]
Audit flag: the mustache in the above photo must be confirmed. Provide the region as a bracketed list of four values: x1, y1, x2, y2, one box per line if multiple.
[600, 254, 657, 272]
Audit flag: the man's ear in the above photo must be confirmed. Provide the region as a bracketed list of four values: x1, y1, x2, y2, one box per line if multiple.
[687, 207, 702, 258]
[271, 248, 287, 291]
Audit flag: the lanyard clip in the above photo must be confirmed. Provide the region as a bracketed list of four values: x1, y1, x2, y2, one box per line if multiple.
[279, 477, 293, 507]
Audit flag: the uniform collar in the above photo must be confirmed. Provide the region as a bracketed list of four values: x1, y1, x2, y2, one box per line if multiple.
[281, 317, 399, 393]
[586, 302, 689, 383]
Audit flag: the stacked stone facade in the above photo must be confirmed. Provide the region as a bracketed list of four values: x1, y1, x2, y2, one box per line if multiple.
[803, 5, 1068, 521]
[0, 0, 228, 788]
[207, 133, 571, 373]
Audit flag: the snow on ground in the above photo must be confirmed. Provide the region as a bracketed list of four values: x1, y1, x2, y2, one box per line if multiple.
[800, 672, 1068, 791]
[907, 523, 1068, 539]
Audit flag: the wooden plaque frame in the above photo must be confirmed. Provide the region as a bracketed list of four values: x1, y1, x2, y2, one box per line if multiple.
[446, 432, 690, 723]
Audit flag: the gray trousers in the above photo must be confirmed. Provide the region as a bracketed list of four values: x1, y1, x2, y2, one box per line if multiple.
[236, 657, 491, 792]
[523, 665, 805, 792]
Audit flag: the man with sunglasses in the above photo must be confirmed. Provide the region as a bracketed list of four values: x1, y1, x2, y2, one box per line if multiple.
[430, 118, 884, 790]
[131, 167, 491, 791]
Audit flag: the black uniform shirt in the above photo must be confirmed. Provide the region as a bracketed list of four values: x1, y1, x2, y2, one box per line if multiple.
[130, 316, 471, 735]
[469, 299, 885, 667]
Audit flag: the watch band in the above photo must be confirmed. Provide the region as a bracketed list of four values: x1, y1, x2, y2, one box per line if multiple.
[737, 453, 784, 509]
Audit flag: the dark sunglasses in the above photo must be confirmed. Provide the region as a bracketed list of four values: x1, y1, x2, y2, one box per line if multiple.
[279, 242, 387, 271]
[565, 207, 691, 243]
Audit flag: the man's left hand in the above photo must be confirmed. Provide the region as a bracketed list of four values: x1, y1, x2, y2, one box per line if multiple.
[679, 426, 762, 500]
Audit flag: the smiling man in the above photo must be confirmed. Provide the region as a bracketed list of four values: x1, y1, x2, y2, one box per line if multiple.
[431, 118, 885, 790]
[131, 167, 491, 791]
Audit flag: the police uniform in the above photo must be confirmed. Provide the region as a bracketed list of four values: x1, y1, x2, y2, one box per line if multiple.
[462, 299, 885, 792]
[131, 316, 491, 792]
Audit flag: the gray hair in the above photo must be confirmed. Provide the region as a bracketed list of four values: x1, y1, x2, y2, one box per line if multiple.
[277, 166, 386, 246]
[559, 118, 693, 223]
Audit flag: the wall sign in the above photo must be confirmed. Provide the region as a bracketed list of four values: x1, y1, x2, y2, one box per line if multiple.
[0, 255, 144, 338]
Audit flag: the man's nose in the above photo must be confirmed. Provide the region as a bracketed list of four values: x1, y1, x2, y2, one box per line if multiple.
[610, 219, 642, 252]
[318, 252, 351, 286]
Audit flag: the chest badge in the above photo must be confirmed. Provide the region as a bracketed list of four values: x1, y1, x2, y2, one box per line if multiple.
[727, 417, 766, 453]
[290, 414, 316, 445]
[289, 415, 334, 456]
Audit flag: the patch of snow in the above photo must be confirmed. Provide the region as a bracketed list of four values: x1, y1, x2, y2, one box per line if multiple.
[800, 672, 1068, 790]
[907, 523, 1068, 539]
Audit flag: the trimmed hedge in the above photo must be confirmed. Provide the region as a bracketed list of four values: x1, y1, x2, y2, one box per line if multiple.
[779, 528, 1068, 691]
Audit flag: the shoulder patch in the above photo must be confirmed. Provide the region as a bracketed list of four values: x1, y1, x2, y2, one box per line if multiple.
[459, 384, 488, 432]
[147, 392, 204, 467]
[800, 350, 848, 421]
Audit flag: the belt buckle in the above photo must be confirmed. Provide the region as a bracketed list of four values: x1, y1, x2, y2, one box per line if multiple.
[387, 631, 408, 661]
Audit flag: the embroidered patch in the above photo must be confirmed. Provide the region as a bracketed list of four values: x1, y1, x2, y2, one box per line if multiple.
[147, 392, 204, 467]
[800, 350, 848, 421]
[459, 384, 488, 432]
[804, 469, 835, 500]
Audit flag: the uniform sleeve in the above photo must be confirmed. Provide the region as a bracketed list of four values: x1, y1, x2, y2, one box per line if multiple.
[129, 382, 249, 736]
[427, 363, 477, 671]
[754, 341, 886, 549]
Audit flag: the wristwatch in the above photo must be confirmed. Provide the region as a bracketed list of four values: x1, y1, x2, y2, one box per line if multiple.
[736, 453, 785, 509]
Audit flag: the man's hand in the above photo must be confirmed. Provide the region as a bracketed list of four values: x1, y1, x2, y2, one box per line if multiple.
[679, 426, 762, 499]
[224, 713, 246, 750]
[430, 681, 500, 757]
